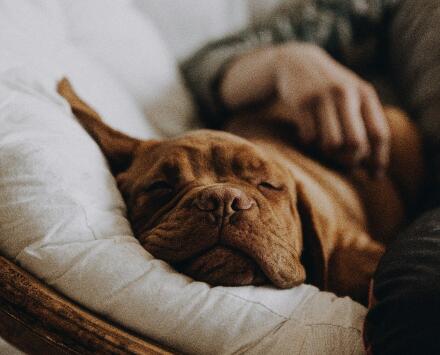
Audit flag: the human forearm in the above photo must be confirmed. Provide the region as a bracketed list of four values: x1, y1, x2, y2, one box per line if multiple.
[181, 32, 278, 128]
[219, 46, 278, 109]
[219, 42, 329, 110]
[182, 0, 395, 126]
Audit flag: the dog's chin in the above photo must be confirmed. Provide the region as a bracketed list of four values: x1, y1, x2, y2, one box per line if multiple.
[139, 206, 305, 288]
[177, 246, 268, 287]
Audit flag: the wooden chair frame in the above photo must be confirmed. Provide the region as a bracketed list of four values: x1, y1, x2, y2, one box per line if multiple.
[0, 256, 176, 354]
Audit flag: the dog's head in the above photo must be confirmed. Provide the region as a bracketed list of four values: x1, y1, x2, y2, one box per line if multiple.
[58, 78, 328, 289]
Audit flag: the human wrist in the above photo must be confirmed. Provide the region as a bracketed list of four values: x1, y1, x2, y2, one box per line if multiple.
[219, 46, 279, 109]
[274, 41, 325, 68]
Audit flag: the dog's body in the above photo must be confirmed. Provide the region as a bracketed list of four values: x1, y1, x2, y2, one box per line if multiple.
[57, 78, 423, 303]
[225, 105, 424, 301]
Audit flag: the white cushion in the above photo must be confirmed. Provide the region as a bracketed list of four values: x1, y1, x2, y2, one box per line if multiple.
[0, 1, 367, 354]
[134, 0, 249, 60]
[0, 0, 196, 137]
[134, 0, 285, 61]
[59, 0, 197, 137]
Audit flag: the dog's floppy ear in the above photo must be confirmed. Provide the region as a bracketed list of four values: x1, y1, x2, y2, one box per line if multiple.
[57, 78, 140, 174]
[297, 181, 333, 290]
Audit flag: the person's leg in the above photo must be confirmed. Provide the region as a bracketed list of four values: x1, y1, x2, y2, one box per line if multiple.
[364, 208, 440, 354]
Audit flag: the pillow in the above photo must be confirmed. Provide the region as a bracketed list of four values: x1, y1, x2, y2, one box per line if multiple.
[0, 68, 367, 355]
[0, 0, 157, 140]
[0, 0, 196, 137]
[57, 0, 198, 137]
[133, 0, 249, 60]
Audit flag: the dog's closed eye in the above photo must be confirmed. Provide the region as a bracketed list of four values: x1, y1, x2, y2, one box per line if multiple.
[135, 181, 175, 209]
[258, 181, 284, 191]
[145, 181, 174, 193]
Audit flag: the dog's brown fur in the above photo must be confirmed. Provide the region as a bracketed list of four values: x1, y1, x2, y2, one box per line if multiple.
[57, 78, 424, 303]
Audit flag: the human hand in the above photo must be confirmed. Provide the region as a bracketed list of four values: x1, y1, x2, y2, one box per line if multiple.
[274, 43, 390, 175]
[221, 43, 390, 177]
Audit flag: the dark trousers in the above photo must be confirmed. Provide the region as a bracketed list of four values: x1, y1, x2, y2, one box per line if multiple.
[365, 208, 440, 354]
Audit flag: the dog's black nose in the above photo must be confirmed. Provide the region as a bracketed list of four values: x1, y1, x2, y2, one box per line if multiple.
[194, 186, 255, 215]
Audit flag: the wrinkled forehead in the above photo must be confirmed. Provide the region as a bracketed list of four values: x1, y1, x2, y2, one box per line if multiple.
[141, 132, 272, 181]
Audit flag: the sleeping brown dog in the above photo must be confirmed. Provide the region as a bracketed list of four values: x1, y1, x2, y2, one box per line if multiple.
[57, 78, 424, 303]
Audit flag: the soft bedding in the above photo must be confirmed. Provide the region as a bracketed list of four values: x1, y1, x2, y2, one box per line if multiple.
[0, 0, 367, 353]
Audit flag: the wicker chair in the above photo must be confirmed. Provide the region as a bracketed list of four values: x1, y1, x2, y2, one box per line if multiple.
[0, 256, 174, 354]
